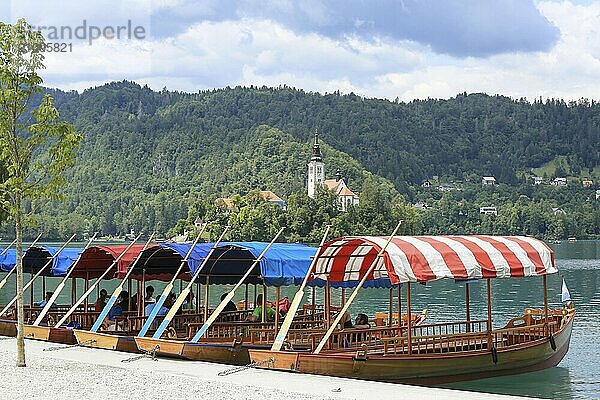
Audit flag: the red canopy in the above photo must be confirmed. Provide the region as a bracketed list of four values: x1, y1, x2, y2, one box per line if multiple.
[71, 245, 148, 279]
[313, 235, 556, 285]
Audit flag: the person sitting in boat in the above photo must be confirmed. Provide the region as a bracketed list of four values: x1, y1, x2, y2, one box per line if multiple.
[120, 290, 130, 312]
[338, 311, 353, 329]
[145, 292, 175, 317]
[94, 289, 108, 312]
[36, 292, 57, 308]
[183, 291, 195, 311]
[221, 292, 237, 313]
[354, 313, 371, 329]
[144, 285, 155, 304]
[99, 292, 127, 331]
[246, 294, 275, 322]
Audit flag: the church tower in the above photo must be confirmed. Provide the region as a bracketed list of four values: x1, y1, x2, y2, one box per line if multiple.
[307, 132, 324, 198]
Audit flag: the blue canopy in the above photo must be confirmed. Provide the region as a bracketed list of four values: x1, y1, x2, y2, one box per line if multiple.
[0, 249, 17, 272]
[138, 242, 317, 286]
[23, 246, 83, 276]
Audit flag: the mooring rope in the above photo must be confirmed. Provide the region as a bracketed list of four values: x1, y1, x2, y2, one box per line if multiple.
[121, 345, 160, 363]
[43, 339, 97, 352]
[217, 357, 274, 376]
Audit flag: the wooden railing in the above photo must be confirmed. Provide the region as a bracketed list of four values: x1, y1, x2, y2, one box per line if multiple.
[380, 315, 566, 356]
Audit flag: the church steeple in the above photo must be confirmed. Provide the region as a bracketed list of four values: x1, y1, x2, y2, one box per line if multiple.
[311, 132, 322, 162]
[307, 130, 324, 198]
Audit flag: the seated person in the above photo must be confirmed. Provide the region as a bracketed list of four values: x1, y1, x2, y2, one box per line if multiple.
[144, 285, 155, 304]
[144, 292, 174, 317]
[99, 292, 127, 331]
[120, 291, 130, 312]
[94, 289, 108, 312]
[182, 291, 195, 311]
[36, 292, 57, 308]
[354, 313, 371, 329]
[221, 292, 237, 313]
[338, 311, 353, 329]
[246, 294, 275, 322]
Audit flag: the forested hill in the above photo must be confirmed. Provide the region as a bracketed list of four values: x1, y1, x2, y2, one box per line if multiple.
[53, 81, 600, 188]
[5, 81, 600, 239]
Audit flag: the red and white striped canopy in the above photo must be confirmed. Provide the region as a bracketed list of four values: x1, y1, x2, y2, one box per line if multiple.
[313, 235, 556, 284]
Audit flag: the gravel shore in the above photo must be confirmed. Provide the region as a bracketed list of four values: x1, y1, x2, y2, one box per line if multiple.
[0, 338, 530, 400]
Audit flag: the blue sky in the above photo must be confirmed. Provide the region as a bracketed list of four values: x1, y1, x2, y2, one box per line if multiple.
[2, 0, 600, 100]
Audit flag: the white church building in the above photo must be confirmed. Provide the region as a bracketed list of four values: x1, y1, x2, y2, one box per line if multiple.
[307, 133, 359, 211]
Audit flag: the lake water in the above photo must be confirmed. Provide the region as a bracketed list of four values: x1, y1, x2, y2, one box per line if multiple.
[1, 240, 599, 399]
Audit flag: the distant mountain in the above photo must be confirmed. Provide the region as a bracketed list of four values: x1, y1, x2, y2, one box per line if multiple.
[4, 81, 599, 237]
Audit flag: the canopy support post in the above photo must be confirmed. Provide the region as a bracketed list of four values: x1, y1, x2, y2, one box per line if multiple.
[274, 286, 280, 337]
[30, 273, 34, 310]
[486, 278, 493, 350]
[340, 288, 345, 307]
[127, 278, 132, 312]
[261, 284, 267, 323]
[543, 275, 549, 336]
[388, 287, 393, 327]
[244, 283, 248, 310]
[203, 277, 210, 323]
[84, 272, 89, 313]
[195, 282, 200, 314]
[311, 286, 316, 320]
[325, 280, 331, 330]
[42, 276, 46, 302]
[71, 277, 76, 305]
[137, 280, 142, 318]
[465, 282, 471, 333]
[397, 284, 402, 330]
[407, 282, 412, 355]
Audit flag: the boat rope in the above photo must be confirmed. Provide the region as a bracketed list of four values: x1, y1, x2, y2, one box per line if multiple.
[43, 339, 97, 352]
[121, 345, 159, 363]
[217, 357, 274, 376]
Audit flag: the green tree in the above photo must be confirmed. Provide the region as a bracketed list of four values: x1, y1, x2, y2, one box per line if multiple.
[0, 19, 82, 366]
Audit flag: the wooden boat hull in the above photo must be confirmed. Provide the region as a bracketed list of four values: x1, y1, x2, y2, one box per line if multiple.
[134, 336, 250, 365]
[249, 313, 574, 384]
[23, 325, 77, 345]
[0, 319, 16, 337]
[73, 330, 139, 353]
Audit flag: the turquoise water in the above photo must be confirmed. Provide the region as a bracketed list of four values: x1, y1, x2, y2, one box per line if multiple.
[0, 240, 598, 399]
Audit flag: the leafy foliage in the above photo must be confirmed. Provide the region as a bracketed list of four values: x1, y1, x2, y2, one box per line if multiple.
[0, 81, 598, 240]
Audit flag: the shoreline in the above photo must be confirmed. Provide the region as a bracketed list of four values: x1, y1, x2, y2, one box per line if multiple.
[0, 338, 533, 400]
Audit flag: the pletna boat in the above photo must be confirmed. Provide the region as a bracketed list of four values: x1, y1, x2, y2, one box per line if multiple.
[248, 234, 574, 384]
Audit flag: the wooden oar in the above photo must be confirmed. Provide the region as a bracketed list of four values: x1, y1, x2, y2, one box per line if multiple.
[53, 232, 146, 328]
[89, 233, 156, 332]
[271, 226, 330, 351]
[0, 233, 43, 293]
[32, 233, 99, 325]
[190, 227, 285, 342]
[0, 233, 77, 317]
[152, 226, 230, 339]
[313, 221, 402, 354]
[137, 227, 207, 337]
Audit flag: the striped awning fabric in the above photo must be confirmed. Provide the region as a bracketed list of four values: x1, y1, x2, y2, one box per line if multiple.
[313, 235, 556, 284]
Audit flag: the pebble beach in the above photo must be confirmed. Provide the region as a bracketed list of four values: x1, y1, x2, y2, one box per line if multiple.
[0, 338, 531, 400]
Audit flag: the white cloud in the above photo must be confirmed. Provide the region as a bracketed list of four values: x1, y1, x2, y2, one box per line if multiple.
[21, 0, 600, 102]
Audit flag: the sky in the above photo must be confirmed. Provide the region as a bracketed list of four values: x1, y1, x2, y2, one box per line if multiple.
[2, 0, 600, 101]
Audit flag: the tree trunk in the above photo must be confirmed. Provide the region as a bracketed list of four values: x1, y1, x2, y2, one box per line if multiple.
[15, 196, 26, 367]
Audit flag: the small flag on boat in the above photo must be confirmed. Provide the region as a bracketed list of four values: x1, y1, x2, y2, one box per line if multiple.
[561, 279, 571, 303]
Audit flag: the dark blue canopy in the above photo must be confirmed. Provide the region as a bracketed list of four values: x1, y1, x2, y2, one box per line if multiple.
[23, 246, 83, 276]
[137, 242, 316, 286]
